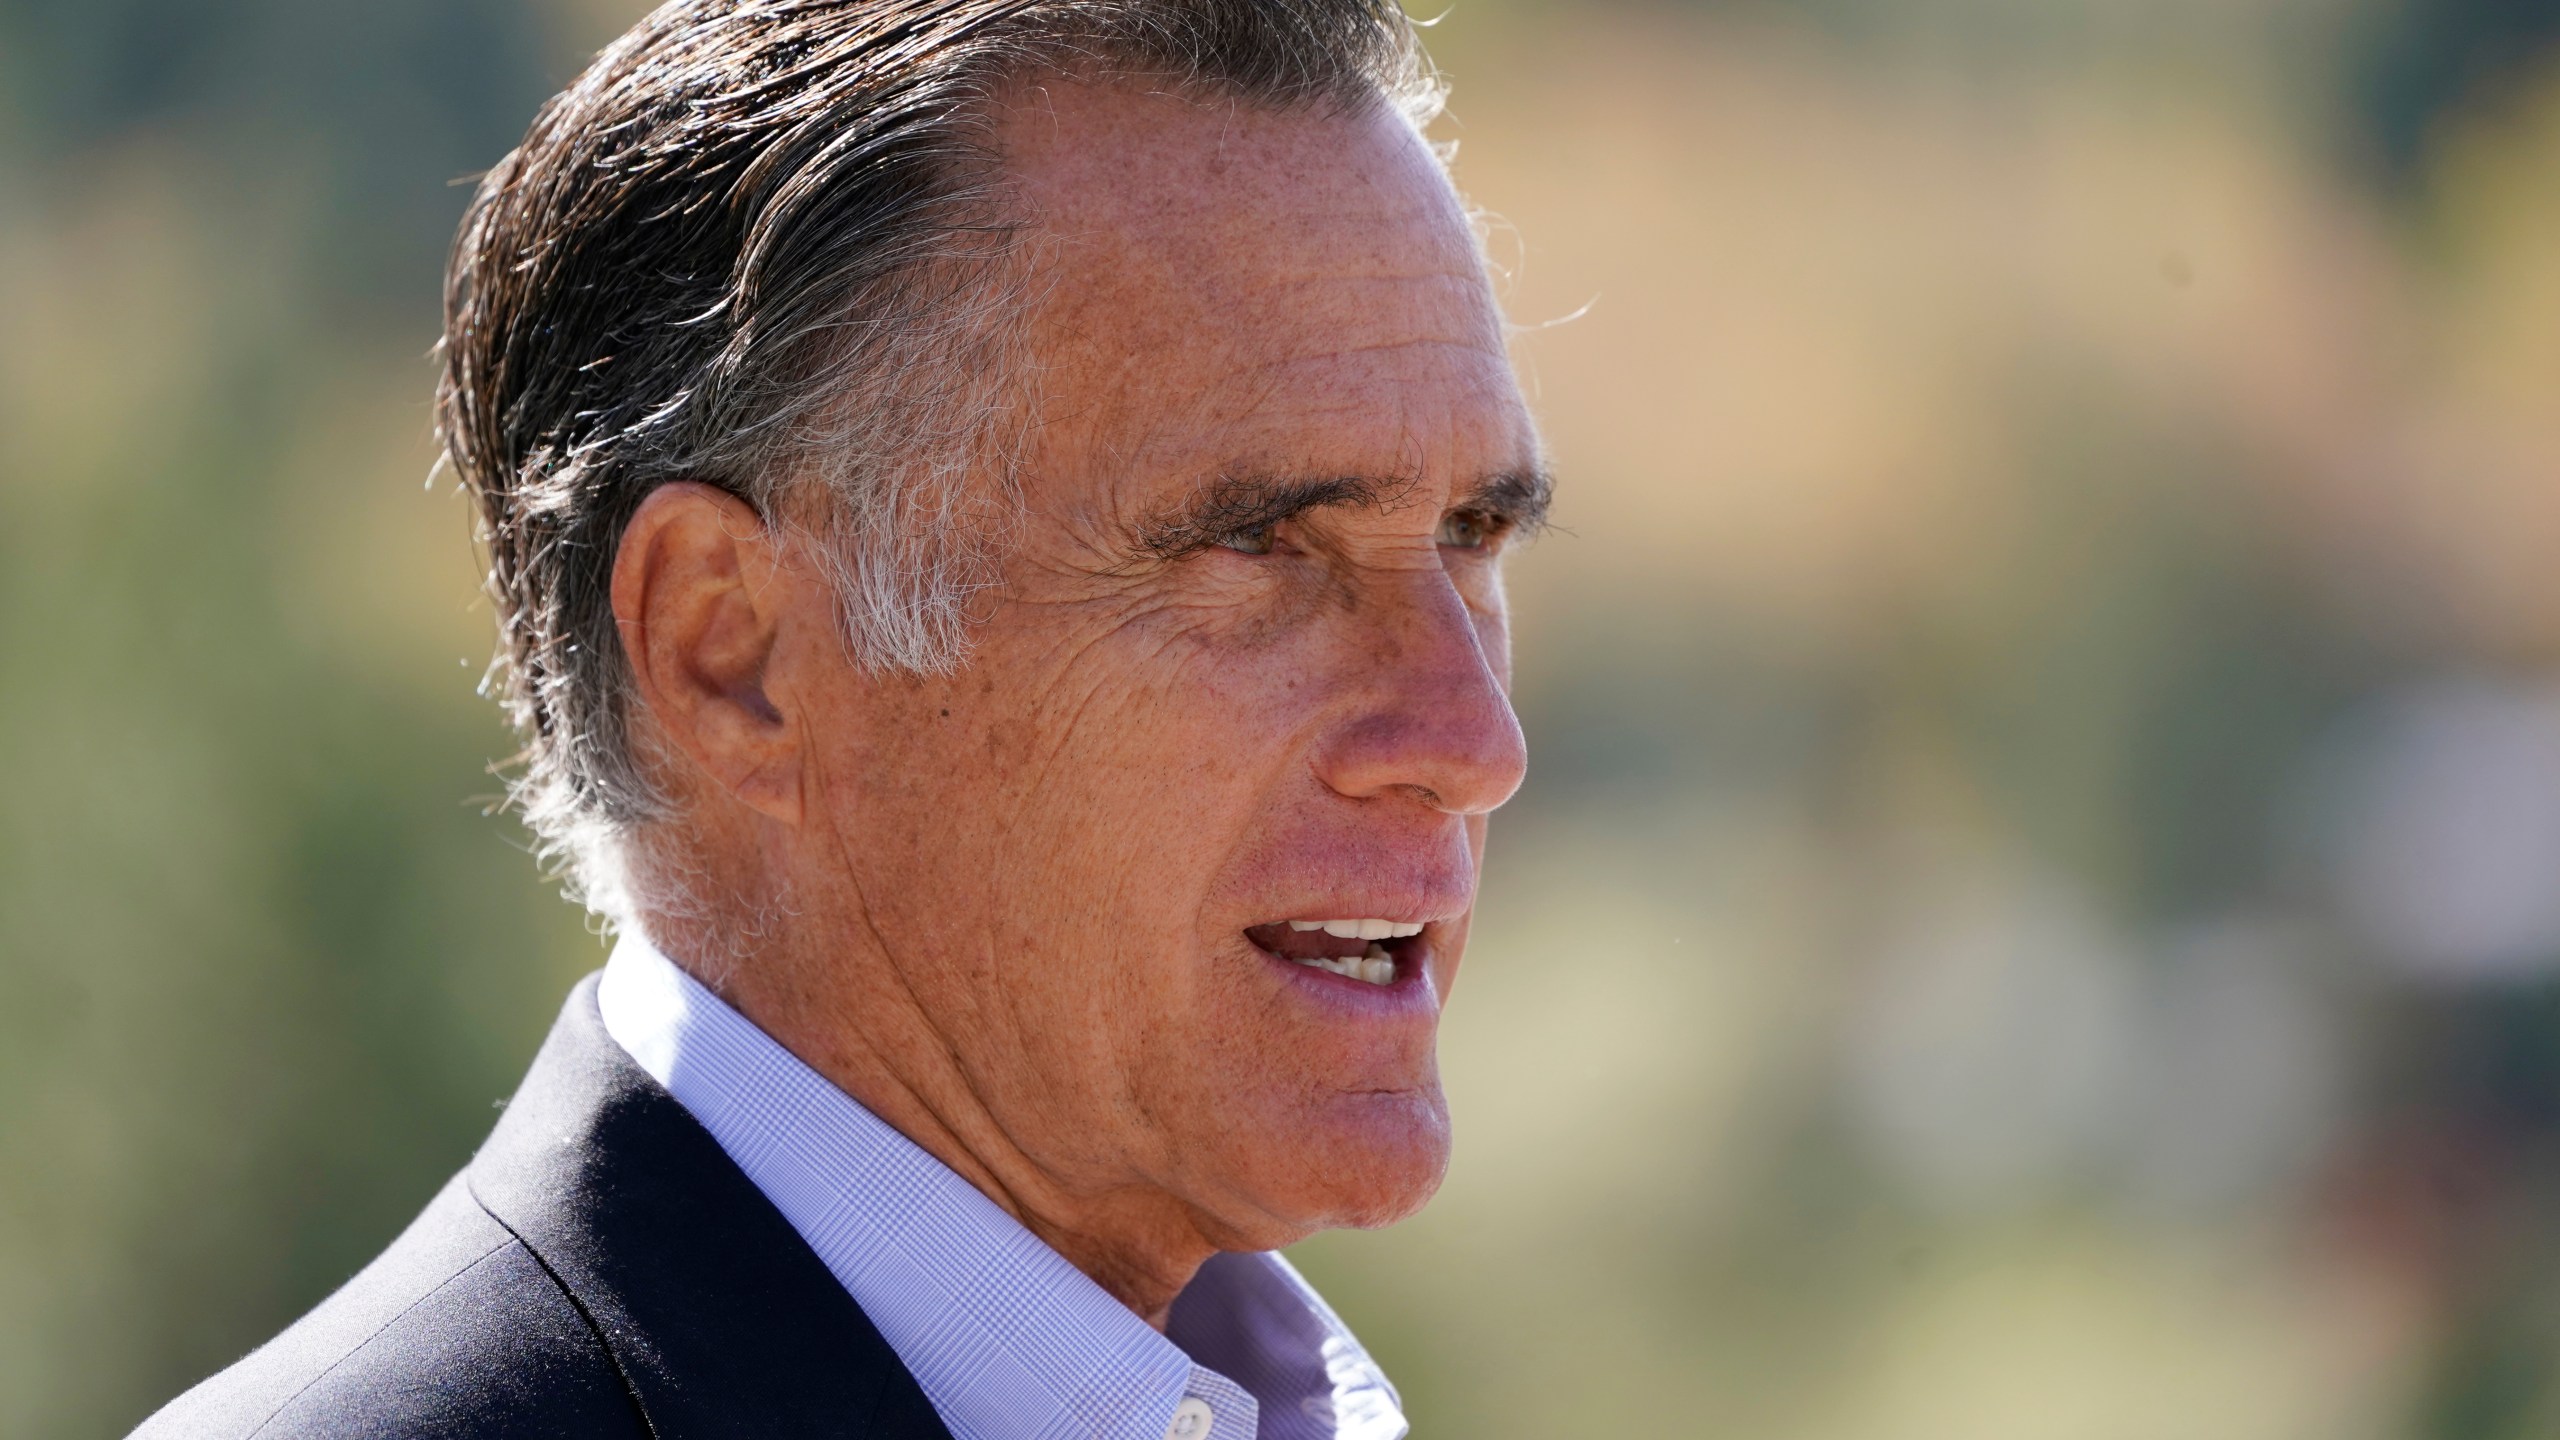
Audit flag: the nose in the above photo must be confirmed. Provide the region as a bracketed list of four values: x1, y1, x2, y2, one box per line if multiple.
[1309, 569, 1528, 816]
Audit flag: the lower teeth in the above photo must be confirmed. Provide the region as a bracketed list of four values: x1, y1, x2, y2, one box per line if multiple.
[1295, 942, 1396, 987]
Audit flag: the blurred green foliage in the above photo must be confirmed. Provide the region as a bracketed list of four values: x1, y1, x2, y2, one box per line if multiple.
[0, 3, 592, 1429]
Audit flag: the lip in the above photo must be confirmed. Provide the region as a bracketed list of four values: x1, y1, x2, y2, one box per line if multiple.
[1241, 892, 1473, 939]
[1238, 827, 1480, 929]
[1225, 827, 1478, 1008]
[1248, 929, 1445, 1015]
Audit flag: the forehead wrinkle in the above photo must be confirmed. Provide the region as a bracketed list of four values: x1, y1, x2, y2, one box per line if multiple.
[1193, 336, 1516, 400]
[1038, 264, 1499, 372]
[1243, 244, 1492, 291]
[1192, 356, 1533, 474]
[1133, 253, 1495, 328]
[1087, 325, 1510, 468]
[1017, 280, 1503, 441]
[1019, 231, 1433, 320]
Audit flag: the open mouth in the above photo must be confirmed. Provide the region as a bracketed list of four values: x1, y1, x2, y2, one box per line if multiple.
[1244, 917, 1424, 987]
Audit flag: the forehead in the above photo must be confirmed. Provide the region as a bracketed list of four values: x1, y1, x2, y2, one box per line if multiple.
[988, 78, 1531, 489]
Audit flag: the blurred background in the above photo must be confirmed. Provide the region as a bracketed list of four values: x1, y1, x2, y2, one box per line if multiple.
[4, 0, 2559, 1434]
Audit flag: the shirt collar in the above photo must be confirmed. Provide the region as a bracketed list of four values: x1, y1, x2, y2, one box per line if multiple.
[596, 933, 1406, 1440]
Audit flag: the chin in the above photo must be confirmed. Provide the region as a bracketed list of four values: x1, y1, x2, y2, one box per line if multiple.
[1213, 1081, 1454, 1242]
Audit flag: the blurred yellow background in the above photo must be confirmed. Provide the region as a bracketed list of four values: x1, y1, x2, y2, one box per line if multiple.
[6, 0, 2560, 1435]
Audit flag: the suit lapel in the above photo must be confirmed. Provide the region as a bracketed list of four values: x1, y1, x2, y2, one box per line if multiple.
[469, 976, 954, 1439]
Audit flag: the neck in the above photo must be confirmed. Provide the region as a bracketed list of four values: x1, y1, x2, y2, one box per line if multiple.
[642, 906, 1214, 1328]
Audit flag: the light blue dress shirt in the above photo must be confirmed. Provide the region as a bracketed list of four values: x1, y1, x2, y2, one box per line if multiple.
[597, 935, 1409, 1440]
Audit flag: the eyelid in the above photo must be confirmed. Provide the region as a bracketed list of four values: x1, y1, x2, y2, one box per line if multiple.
[1437, 506, 1515, 551]
[1215, 520, 1279, 555]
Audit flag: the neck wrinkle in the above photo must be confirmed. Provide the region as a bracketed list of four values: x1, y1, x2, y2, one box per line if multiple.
[683, 912, 1221, 1329]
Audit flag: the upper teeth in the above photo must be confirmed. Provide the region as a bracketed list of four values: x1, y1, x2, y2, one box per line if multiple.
[1288, 918, 1425, 940]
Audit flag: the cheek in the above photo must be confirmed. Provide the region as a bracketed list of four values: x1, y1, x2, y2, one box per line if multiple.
[896, 617, 1329, 1052]
[1015, 623, 1320, 850]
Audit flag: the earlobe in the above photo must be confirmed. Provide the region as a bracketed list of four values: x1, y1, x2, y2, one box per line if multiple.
[611, 482, 805, 825]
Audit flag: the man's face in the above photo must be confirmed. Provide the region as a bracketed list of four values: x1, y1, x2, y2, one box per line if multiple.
[783, 81, 1539, 1250]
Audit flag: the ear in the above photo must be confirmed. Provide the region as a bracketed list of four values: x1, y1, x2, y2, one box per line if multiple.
[611, 482, 805, 825]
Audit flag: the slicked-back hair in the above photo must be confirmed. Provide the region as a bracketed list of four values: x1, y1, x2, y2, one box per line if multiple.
[436, 0, 1443, 917]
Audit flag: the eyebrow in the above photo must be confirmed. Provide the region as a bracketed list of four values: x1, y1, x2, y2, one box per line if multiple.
[1458, 466, 1556, 538]
[1127, 463, 1555, 562]
[1128, 473, 1400, 561]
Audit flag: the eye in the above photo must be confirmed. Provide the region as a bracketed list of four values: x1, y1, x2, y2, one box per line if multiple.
[1435, 508, 1504, 551]
[1216, 521, 1278, 556]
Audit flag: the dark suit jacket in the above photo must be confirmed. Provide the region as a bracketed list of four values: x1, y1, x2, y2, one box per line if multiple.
[132, 977, 955, 1438]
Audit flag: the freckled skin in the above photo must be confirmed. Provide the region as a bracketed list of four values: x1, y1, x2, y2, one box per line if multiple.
[611, 79, 1538, 1327]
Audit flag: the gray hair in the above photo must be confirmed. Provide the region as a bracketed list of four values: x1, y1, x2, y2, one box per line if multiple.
[436, 0, 1445, 922]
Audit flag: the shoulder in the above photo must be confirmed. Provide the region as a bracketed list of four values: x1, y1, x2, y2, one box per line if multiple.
[132, 975, 952, 1440]
[129, 1176, 646, 1440]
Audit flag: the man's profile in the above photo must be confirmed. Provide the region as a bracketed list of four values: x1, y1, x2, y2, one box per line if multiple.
[135, 1, 1545, 1435]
